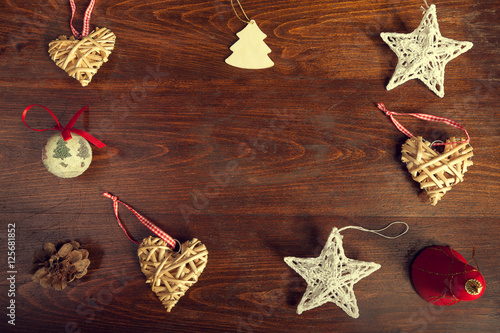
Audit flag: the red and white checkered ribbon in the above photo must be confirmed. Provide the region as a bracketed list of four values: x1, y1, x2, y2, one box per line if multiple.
[103, 192, 177, 249]
[69, 0, 96, 38]
[377, 103, 470, 146]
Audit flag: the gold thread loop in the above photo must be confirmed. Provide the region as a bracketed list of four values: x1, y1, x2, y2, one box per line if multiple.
[231, 0, 251, 24]
[467, 247, 481, 273]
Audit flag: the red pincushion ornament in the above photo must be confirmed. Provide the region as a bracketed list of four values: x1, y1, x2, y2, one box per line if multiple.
[411, 246, 485, 306]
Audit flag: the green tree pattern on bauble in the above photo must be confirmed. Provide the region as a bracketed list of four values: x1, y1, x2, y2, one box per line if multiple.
[53, 139, 72, 160]
[77, 138, 90, 159]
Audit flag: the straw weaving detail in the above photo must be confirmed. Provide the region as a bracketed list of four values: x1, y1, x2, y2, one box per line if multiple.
[48, 27, 116, 86]
[402, 136, 473, 205]
[138, 236, 208, 312]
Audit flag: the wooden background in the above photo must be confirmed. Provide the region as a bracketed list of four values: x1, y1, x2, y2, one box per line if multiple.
[0, 0, 498, 332]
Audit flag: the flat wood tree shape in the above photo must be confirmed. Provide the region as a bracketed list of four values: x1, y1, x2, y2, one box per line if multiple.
[225, 20, 274, 69]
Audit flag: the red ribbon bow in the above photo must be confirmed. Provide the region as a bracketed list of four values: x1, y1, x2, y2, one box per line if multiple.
[22, 104, 106, 148]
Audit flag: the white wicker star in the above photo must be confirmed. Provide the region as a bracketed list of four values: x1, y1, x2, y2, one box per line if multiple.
[381, 4, 473, 97]
[284, 227, 381, 318]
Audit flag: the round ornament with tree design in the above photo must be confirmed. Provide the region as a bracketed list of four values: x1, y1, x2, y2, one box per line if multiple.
[42, 132, 92, 178]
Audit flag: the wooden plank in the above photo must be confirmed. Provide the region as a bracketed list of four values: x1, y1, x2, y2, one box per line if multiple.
[0, 0, 498, 332]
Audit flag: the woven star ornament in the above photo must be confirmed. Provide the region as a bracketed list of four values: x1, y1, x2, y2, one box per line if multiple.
[381, 4, 473, 97]
[284, 223, 408, 318]
[285, 228, 380, 317]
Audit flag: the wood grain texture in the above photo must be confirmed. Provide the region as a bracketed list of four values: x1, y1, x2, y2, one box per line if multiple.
[0, 0, 499, 332]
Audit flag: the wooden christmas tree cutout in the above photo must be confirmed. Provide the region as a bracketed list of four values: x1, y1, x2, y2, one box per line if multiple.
[225, 20, 274, 69]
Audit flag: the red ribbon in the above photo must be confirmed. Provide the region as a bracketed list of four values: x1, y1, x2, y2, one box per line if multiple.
[103, 192, 177, 250]
[22, 104, 106, 148]
[69, 0, 96, 38]
[378, 103, 470, 146]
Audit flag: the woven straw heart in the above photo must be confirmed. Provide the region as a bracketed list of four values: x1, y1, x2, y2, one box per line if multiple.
[48, 27, 116, 86]
[401, 136, 473, 205]
[138, 236, 208, 312]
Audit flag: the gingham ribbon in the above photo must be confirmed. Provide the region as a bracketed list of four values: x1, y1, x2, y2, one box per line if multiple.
[103, 192, 177, 249]
[69, 0, 96, 38]
[377, 103, 470, 146]
[22, 104, 106, 148]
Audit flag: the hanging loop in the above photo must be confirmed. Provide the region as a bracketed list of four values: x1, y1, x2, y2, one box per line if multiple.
[231, 0, 251, 24]
[69, 0, 97, 38]
[378, 103, 470, 147]
[339, 221, 410, 239]
[103, 192, 177, 249]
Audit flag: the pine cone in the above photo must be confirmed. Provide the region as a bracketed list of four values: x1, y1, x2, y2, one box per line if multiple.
[31, 240, 90, 290]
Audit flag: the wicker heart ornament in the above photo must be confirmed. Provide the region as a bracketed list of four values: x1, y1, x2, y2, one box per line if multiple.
[402, 136, 473, 205]
[138, 236, 208, 312]
[49, 27, 116, 86]
[379, 104, 473, 206]
[103, 192, 209, 312]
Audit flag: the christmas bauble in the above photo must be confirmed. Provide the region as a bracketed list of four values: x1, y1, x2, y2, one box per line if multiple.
[411, 246, 485, 306]
[42, 133, 92, 178]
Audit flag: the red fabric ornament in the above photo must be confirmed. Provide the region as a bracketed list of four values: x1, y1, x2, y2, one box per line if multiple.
[411, 246, 485, 306]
